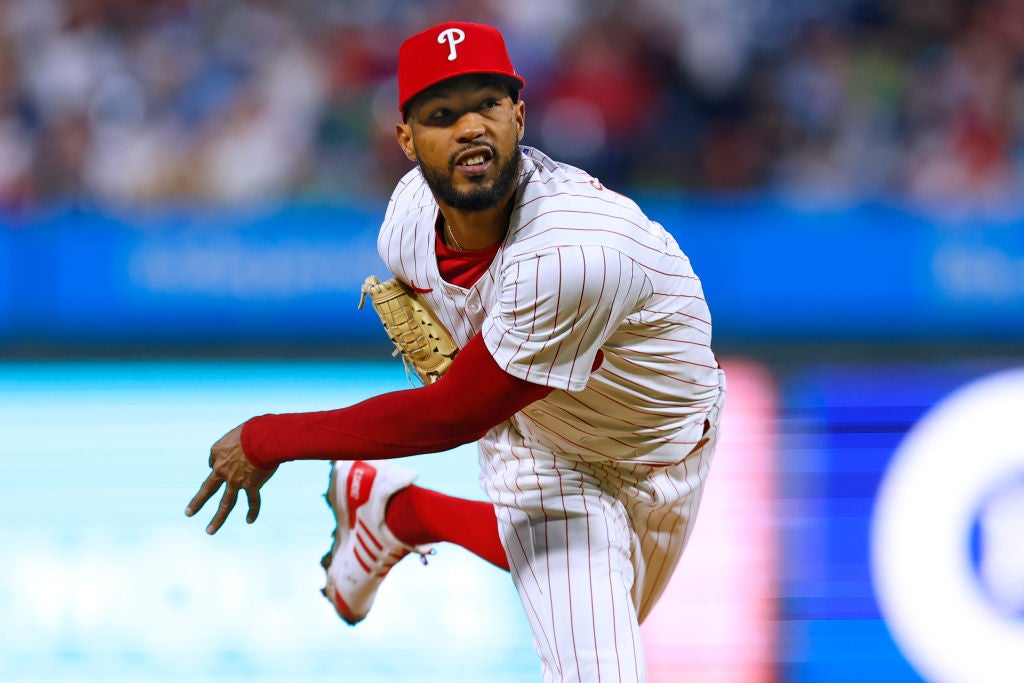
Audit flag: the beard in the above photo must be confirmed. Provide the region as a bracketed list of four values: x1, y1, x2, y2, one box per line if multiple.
[417, 141, 521, 212]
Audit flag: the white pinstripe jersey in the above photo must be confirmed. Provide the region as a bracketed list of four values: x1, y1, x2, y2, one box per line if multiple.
[378, 147, 722, 466]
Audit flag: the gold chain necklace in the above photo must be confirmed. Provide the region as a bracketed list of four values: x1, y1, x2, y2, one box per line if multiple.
[445, 221, 465, 251]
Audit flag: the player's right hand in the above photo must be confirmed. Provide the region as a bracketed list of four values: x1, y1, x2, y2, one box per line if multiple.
[184, 423, 278, 535]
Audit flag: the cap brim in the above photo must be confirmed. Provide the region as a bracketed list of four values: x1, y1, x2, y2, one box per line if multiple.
[400, 71, 526, 115]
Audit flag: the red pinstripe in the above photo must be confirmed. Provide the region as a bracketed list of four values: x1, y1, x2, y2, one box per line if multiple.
[541, 249, 569, 386]
[572, 462, 602, 683]
[596, 490, 623, 681]
[638, 309, 712, 326]
[556, 387, 682, 432]
[533, 448, 565, 677]
[641, 460, 686, 611]
[547, 461, 578, 679]
[604, 356, 722, 389]
[512, 224, 678, 260]
[619, 329, 713, 346]
[514, 191, 646, 226]
[611, 345, 720, 371]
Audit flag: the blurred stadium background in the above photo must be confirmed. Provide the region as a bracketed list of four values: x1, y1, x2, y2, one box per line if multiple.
[1, 1, 1022, 681]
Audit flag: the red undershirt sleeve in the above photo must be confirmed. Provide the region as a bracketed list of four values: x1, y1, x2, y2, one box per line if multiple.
[240, 333, 555, 469]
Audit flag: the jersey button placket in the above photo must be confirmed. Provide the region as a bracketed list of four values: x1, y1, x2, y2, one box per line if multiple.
[464, 293, 486, 327]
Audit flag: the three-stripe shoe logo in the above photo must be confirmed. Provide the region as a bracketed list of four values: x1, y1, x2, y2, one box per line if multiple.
[346, 461, 407, 578]
[354, 519, 407, 577]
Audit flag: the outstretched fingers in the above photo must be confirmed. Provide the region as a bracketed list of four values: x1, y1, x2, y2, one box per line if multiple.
[245, 487, 262, 524]
[186, 423, 274, 533]
[206, 485, 240, 535]
[185, 472, 223, 518]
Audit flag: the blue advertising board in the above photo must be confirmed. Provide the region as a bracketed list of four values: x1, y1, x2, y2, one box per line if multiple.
[649, 199, 1024, 341]
[1, 199, 1022, 347]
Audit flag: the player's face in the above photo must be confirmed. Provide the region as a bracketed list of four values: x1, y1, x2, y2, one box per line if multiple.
[397, 77, 525, 212]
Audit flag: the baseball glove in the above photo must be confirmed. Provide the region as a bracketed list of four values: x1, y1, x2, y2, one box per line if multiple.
[359, 275, 459, 385]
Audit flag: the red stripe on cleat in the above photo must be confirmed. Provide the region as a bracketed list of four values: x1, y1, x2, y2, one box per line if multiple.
[356, 534, 379, 562]
[346, 462, 377, 529]
[353, 546, 372, 574]
[332, 588, 362, 625]
[357, 519, 384, 550]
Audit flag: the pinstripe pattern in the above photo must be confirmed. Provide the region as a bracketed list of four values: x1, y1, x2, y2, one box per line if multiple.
[379, 147, 727, 682]
[479, 377, 724, 683]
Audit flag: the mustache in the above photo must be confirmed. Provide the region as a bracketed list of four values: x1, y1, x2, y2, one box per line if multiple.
[448, 142, 499, 169]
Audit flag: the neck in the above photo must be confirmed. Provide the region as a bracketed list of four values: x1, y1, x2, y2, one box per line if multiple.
[438, 192, 515, 251]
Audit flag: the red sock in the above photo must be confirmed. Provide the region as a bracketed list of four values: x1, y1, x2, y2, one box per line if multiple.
[385, 485, 510, 571]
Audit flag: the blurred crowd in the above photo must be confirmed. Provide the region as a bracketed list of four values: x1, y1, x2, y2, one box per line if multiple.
[1, 0, 1023, 210]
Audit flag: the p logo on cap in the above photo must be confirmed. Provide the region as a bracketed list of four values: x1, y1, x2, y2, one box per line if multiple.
[438, 28, 465, 60]
[398, 21, 525, 114]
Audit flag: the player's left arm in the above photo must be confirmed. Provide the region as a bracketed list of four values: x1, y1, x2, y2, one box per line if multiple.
[185, 333, 553, 533]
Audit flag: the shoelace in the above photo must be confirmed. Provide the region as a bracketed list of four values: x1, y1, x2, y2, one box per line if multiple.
[418, 548, 436, 566]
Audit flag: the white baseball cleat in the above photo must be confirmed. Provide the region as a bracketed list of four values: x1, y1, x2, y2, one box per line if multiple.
[320, 459, 433, 625]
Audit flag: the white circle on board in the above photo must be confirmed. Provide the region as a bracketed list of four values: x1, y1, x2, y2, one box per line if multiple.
[871, 368, 1024, 683]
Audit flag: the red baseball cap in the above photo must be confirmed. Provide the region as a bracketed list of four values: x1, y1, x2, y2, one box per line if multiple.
[398, 21, 525, 115]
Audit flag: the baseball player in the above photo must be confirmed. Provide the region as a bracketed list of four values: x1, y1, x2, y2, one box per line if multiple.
[186, 21, 727, 683]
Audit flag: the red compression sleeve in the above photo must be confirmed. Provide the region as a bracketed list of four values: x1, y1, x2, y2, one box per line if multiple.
[241, 334, 554, 469]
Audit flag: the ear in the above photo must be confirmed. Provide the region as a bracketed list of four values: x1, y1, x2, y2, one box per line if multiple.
[514, 100, 525, 141]
[395, 122, 417, 161]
